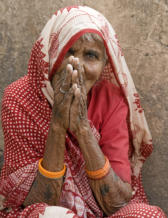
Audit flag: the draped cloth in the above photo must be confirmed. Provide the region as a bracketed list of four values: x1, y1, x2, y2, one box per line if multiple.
[0, 6, 166, 218]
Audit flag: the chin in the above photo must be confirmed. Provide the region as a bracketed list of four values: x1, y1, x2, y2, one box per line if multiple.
[86, 85, 92, 94]
[86, 81, 97, 94]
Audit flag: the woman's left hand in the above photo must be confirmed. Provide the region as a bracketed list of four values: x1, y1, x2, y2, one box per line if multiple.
[64, 57, 133, 216]
[68, 57, 89, 134]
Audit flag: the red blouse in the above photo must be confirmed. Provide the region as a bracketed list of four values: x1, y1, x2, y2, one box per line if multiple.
[88, 80, 131, 184]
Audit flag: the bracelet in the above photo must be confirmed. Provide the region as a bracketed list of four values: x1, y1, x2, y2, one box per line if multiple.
[38, 158, 66, 179]
[85, 156, 110, 180]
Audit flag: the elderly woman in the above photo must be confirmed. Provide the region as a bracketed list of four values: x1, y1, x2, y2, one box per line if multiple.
[0, 6, 166, 218]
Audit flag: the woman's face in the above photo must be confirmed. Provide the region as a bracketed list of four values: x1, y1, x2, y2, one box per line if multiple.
[55, 36, 106, 93]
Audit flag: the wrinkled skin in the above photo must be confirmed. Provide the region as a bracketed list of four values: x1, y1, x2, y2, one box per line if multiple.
[51, 37, 106, 133]
[24, 37, 132, 216]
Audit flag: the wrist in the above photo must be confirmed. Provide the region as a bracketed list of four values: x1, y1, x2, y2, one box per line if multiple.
[75, 120, 92, 140]
[43, 122, 66, 171]
[50, 121, 66, 134]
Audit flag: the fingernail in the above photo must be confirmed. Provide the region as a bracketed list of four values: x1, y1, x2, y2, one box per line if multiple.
[69, 56, 74, 61]
[73, 70, 78, 76]
[75, 88, 80, 96]
[74, 57, 79, 64]
[67, 64, 73, 71]
[72, 83, 77, 89]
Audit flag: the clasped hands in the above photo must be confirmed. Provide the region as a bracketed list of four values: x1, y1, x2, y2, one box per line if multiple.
[51, 56, 88, 134]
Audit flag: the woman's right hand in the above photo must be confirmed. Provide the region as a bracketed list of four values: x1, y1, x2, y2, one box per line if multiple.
[24, 63, 75, 207]
[51, 63, 74, 130]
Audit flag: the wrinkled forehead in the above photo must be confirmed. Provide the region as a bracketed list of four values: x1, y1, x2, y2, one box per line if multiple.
[79, 32, 104, 43]
[70, 33, 107, 60]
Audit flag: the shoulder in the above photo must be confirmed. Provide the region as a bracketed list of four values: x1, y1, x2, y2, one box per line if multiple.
[93, 79, 123, 96]
[3, 76, 29, 101]
[88, 80, 128, 129]
[2, 76, 30, 112]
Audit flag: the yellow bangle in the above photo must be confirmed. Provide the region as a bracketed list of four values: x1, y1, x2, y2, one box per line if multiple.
[85, 156, 110, 180]
[38, 158, 66, 179]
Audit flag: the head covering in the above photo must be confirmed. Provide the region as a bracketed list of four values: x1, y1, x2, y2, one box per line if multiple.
[0, 6, 153, 217]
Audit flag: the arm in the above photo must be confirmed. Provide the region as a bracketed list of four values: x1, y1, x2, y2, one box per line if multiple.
[76, 122, 132, 215]
[69, 59, 132, 215]
[23, 124, 66, 206]
[24, 64, 74, 207]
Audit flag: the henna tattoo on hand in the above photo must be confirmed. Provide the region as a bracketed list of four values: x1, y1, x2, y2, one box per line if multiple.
[32, 179, 38, 188]
[44, 184, 53, 201]
[100, 184, 110, 196]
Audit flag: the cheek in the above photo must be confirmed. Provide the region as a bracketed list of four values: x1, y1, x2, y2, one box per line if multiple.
[85, 63, 104, 81]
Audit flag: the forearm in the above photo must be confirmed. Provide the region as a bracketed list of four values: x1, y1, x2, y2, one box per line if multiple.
[23, 171, 63, 206]
[90, 170, 132, 215]
[76, 122, 132, 215]
[42, 122, 66, 171]
[24, 123, 66, 207]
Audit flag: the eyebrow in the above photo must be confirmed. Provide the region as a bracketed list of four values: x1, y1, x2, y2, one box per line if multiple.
[85, 49, 100, 56]
[84, 48, 102, 55]
[68, 43, 105, 58]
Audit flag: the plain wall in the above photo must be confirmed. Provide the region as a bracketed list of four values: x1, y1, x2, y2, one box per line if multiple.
[0, 0, 167, 215]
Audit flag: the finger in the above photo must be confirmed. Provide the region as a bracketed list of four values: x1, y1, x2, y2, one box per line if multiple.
[78, 75, 86, 97]
[80, 94, 87, 110]
[64, 86, 74, 100]
[72, 57, 85, 90]
[75, 88, 81, 97]
[71, 86, 81, 113]
[68, 56, 80, 84]
[62, 64, 73, 90]
[54, 91, 64, 105]
[68, 55, 74, 64]
[54, 84, 73, 106]
[59, 87, 74, 106]
[68, 56, 85, 93]
[72, 57, 80, 70]
[72, 83, 78, 93]
[72, 69, 79, 86]
[72, 87, 87, 120]
[74, 59, 85, 89]
[72, 84, 80, 104]
[52, 74, 64, 93]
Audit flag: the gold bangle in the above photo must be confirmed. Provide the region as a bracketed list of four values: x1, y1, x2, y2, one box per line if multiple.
[85, 156, 110, 179]
[38, 158, 66, 179]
